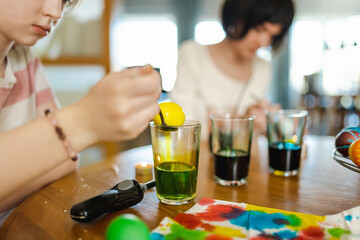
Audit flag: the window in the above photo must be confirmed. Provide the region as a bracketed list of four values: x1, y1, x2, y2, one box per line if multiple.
[290, 16, 360, 95]
[111, 16, 178, 92]
[290, 20, 324, 93]
[194, 21, 225, 45]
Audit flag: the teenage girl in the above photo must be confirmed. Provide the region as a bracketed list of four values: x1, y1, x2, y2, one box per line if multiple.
[0, 0, 161, 220]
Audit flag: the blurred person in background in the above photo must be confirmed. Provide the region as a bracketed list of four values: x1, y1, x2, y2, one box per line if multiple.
[170, 0, 295, 140]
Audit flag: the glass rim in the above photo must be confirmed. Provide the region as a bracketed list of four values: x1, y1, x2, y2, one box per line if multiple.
[206, 104, 238, 111]
[210, 113, 255, 121]
[266, 109, 308, 117]
[150, 120, 202, 129]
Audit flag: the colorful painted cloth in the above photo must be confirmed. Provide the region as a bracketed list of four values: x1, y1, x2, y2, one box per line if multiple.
[151, 198, 360, 240]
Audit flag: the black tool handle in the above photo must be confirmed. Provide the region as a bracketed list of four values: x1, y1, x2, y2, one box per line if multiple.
[70, 179, 144, 223]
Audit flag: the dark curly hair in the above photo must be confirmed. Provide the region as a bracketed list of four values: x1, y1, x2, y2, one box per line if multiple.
[221, 0, 295, 50]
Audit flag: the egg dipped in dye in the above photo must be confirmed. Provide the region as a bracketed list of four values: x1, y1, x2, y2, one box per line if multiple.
[348, 139, 360, 167]
[152, 102, 185, 126]
[335, 127, 360, 157]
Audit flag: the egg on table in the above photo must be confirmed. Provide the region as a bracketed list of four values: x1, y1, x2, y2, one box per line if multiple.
[106, 214, 150, 240]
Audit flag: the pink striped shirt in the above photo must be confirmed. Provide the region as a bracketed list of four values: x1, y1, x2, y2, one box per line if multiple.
[0, 45, 56, 132]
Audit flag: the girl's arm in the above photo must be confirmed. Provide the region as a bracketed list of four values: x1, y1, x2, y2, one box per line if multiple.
[0, 156, 77, 212]
[0, 66, 161, 201]
[0, 100, 79, 212]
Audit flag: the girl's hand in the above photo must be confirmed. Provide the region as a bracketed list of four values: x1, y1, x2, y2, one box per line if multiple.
[245, 100, 281, 134]
[75, 65, 162, 142]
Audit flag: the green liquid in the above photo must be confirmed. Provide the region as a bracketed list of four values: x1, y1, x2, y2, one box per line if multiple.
[155, 162, 197, 200]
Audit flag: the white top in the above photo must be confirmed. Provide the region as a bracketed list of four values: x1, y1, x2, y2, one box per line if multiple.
[169, 40, 271, 140]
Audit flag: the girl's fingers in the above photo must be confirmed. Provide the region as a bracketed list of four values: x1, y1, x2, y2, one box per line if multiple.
[112, 103, 159, 140]
[112, 94, 160, 118]
[114, 70, 161, 97]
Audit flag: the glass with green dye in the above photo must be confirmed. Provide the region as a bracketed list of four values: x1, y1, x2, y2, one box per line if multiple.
[150, 120, 202, 205]
[155, 162, 197, 201]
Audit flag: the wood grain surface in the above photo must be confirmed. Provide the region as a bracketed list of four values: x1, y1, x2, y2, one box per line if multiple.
[1, 135, 360, 240]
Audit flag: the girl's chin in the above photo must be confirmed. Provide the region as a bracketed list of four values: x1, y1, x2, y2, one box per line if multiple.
[239, 52, 255, 61]
[17, 38, 40, 47]
[245, 50, 257, 59]
[248, 49, 257, 56]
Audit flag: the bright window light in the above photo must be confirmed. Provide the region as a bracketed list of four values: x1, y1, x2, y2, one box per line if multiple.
[112, 16, 178, 92]
[195, 21, 225, 45]
[290, 16, 360, 96]
[322, 18, 360, 95]
[290, 20, 324, 92]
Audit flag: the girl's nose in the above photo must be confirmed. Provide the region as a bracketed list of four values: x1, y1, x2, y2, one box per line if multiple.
[42, 0, 63, 21]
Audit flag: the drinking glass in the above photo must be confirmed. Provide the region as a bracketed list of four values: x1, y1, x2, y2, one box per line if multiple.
[266, 109, 308, 177]
[210, 113, 254, 186]
[207, 105, 238, 152]
[150, 120, 201, 205]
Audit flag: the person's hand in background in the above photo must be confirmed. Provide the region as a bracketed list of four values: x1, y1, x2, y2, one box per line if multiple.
[245, 100, 281, 134]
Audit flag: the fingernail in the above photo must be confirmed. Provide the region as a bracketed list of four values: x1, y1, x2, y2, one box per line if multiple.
[139, 64, 153, 75]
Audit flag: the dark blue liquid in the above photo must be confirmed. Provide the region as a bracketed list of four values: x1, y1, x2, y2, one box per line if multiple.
[268, 142, 301, 172]
[214, 149, 250, 181]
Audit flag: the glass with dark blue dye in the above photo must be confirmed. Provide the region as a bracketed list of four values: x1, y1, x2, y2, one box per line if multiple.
[266, 110, 307, 177]
[211, 113, 254, 186]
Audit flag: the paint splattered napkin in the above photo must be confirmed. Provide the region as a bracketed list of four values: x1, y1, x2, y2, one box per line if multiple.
[150, 198, 360, 240]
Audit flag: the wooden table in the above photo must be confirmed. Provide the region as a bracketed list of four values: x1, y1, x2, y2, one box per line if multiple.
[1, 135, 360, 239]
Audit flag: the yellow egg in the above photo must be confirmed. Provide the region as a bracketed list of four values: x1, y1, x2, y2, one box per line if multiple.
[153, 102, 185, 126]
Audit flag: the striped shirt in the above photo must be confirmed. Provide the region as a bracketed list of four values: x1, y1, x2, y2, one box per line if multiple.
[0, 45, 58, 225]
[0, 45, 56, 132]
